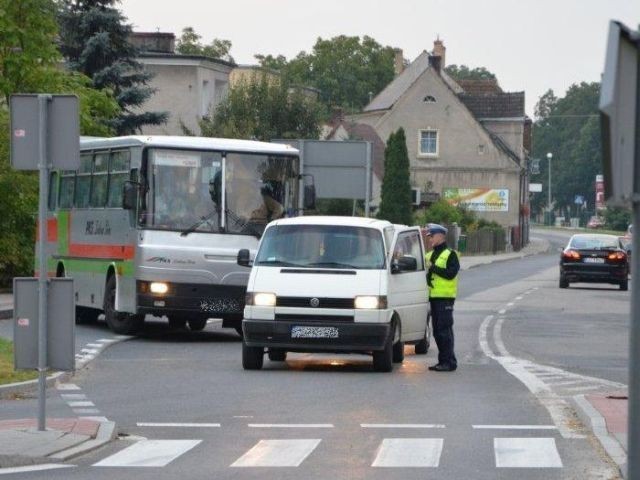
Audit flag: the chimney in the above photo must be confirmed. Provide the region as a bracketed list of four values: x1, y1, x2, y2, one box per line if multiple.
[393, 48, 405, 76]
[432, 38, 446, 67]
[428, 55, 442, 73]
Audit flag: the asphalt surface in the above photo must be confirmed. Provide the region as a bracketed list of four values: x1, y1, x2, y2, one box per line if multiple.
[0, 228, 628, 479]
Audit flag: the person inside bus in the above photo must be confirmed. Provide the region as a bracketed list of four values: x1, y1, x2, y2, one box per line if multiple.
[249, 181, 284, 223]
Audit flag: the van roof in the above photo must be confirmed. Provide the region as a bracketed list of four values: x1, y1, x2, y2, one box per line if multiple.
[270, 216, 407, 231]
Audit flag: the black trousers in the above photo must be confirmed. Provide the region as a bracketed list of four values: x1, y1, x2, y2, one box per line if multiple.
[430, 299, 457, 368]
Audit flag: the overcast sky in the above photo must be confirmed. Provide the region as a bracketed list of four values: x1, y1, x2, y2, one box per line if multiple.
[120, 0, 639, 117]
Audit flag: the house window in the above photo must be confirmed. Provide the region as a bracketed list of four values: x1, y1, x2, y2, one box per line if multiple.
[419, 130, 439, 157]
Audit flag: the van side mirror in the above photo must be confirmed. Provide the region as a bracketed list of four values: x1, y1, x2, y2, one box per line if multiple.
[122, 181, 139, 210]
[304, 184, 316, 210]
[237, 248, 251, 267]
[391, 255, 417, 273]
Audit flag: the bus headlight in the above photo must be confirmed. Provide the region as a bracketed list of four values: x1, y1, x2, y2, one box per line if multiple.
[249, 292, 276, 307]
[354, 295, 387, 309]
[150, 282, 169, 295]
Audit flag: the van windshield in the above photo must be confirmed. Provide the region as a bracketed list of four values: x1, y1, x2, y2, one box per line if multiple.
[255, 225, 386, 270]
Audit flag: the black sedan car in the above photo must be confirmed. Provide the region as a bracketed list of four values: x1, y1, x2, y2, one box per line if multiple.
[559, 234, 629, 290]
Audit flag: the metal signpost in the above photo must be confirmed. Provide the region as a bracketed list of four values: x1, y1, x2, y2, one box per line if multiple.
[9, 94, 79, 431]
[274, 139, 373, 216]
[600, 21, 639, 479]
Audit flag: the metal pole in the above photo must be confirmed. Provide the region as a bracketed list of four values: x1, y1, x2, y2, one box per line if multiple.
[37, 94, 51, 431]
[365, 141, 371, 217]
[548, 154, 552, 216]
[627, 46, 640, 480]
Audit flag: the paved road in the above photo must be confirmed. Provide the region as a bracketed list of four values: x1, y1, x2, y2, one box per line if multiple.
[0, 228, 628, 479]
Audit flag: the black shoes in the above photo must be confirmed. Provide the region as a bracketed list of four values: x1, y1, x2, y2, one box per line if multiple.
[428, 363, 457, 372]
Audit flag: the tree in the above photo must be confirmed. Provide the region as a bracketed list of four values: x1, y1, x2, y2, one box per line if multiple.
[530, 82, 601, 217]
[377, 128, 412, 225]
[198, 73, 322, 141]
[57, 0, 167, 134]
[444, 64, 496, 81]
[0, 0, 120, 285]
[256, 35, 396, 111]
[176, 27, 234, 63]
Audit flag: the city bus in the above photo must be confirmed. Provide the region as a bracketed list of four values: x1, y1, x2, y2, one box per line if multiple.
[38, 136, 307, 335]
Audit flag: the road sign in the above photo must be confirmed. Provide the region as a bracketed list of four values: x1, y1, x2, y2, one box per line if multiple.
[13, 278, 75, 371]
[574, 195, 584, 205]
[599, 22, 638, 206]
[529, 183, 543, 193]
[10, 95, 80, 170]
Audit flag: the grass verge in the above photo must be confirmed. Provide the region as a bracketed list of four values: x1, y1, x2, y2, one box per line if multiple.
[0, 337, 38, 385]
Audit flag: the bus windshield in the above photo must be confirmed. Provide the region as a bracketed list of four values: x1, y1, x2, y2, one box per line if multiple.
[142, 149, 299, 235]
[255, 225, 386, 269]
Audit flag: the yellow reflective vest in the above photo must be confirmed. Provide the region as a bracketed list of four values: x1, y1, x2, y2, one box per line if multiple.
[426, 248, 458, 299]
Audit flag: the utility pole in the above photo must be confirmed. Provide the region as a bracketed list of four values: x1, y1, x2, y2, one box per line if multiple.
[547, 152, 553, 224]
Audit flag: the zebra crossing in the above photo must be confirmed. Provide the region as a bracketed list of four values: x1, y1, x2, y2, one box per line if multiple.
[84, 427, 567, 470]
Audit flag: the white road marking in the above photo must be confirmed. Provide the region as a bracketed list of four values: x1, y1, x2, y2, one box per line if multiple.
[498, 309, 506, 314]
[97, 338, 117, 343]
[361, 424, 445, 429]
[494, 437, 563, 468]
[0, 464, 75, 475]
[231, 439, 321, 467]
[81, 348, 99, 354]
[372, 438, 443, 467]
[562, 385, 603, 392]
[507, 302, 515, 306]
[86, 343, 102, 348]
[68, 401, 95, 407]
[56, 383, 81, 391]
[137, 423, 220, 428]
[73, 408, 101, 414]
[516, 296, 523, 300]
[473, 425, 557, 430]
[94, 439, 201, 467]
[61, 393, 86, 400]
[81, 416, 109, 422]
[248, 424, 333, 428]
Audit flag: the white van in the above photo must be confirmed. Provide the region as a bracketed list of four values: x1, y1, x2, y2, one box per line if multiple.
[237, 216, 430, 372]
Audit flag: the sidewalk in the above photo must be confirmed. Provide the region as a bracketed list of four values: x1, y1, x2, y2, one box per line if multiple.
[0, 417, 116, 468]
[573, 392, 629, 478]
[459, 235, 550, 270]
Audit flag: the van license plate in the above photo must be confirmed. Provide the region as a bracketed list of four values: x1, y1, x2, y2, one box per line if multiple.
[291, 326, 339, 339]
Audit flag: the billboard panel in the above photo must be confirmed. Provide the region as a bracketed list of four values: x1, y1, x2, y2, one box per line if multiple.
[443, 188, 509, 212]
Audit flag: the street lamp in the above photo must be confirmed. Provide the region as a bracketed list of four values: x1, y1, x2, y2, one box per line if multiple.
[546, 152, 553, 216]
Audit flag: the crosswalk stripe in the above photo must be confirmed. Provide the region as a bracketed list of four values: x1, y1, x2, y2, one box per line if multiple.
[372, 438, 443, 467]
[93, 439, 201, 467]
[56, 383, 81, 390]
[494, 438, 563, 468]
[230, 439, 321, 467]
[0, 464, 74, 475]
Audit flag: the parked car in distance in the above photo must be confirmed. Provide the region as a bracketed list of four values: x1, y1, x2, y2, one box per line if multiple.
[559, 233, 629, 290]
[237, 216, 430, 372]
[586, 216, 605, 229]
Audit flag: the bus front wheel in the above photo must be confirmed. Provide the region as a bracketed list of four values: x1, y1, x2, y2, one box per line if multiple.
[104, 276, 143, 335]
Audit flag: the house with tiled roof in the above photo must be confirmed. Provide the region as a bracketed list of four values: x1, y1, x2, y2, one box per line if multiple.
[345, 39, 531, 247]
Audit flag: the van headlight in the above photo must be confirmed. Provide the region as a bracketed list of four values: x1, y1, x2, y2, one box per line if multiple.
[149, 282, 169, 295]
[354, 295, 387, 309]
[246, 292, 277, 307]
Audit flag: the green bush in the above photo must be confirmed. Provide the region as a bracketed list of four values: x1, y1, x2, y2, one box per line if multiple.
[415, 199, 476, 231]
[603, 206, 631, 231]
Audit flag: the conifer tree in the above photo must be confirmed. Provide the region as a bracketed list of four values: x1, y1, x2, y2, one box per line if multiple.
[377, 128, 413, 225]
[57, 0, 167, 134]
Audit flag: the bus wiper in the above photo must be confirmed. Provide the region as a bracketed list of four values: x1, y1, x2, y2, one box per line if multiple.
[307, 261, 358, 269]
[180, 210, 218, 237]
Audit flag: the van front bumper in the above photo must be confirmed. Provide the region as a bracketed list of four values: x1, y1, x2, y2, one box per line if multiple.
[243, 319, 392, 352]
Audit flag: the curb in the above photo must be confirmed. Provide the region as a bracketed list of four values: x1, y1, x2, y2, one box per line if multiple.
[49, 421, 117, 461]
[462, 238, 551, 271]
[0, 336, 131, 399]
[572, 394, 627, 478]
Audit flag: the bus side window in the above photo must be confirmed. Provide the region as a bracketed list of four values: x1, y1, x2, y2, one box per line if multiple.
[90, 152, 109, 208]
[107, 150, 131, 208]
[48, 172, 58, 211]
[75, 153, 93, 208]
[59, 170, 75, 209]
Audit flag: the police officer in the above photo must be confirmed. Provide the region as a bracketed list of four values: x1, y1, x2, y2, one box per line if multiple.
[425, 223, 460, 372]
